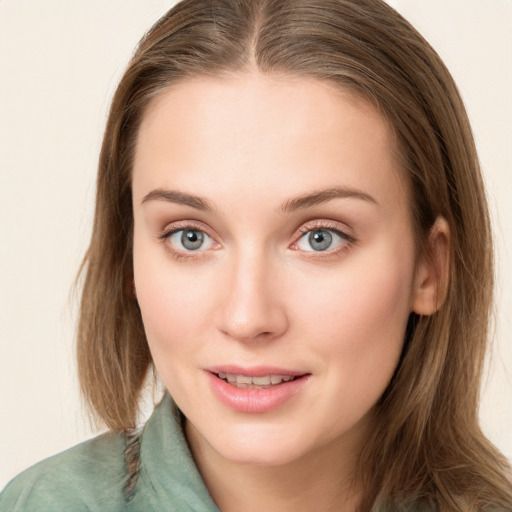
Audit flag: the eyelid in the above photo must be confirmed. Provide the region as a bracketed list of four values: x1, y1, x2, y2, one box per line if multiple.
[293, 219, 355, 241]
[157, 220, 220, 257]
[289, 219, 357, 254]
[157, 219, 214, 239]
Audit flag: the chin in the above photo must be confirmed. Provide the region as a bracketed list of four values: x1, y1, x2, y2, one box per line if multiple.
[218, 441, 307, 467]
[193, 419, 322, 467]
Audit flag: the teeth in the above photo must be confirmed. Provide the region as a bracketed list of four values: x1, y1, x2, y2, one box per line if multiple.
[252, 376, 271, 385]
[237, 375, 252, 385]
[217, 373, 297, 389]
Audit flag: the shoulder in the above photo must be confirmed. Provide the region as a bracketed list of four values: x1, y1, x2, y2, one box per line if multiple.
[0, 430, 127, 512]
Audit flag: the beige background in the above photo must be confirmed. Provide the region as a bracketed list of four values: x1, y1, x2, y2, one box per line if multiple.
[1, 0, 511, 489]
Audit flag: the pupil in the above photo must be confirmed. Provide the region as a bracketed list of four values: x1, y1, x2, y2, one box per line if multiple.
[309, 229, 332, 251]
[182, 230, 204, 250]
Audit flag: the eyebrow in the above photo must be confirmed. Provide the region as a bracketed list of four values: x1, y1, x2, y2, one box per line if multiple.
[141, 186, 377, 213]
[281, 186, 378, 212]
[142, 189, 216, 212]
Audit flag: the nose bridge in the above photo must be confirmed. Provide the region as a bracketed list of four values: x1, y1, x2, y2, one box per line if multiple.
[217, 244, 288, 341]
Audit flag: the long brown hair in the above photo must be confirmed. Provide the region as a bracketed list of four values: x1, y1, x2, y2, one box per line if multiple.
[77, 0, 512, 509]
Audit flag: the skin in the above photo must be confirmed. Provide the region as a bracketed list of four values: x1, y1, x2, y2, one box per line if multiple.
[131, 73, 448, 512]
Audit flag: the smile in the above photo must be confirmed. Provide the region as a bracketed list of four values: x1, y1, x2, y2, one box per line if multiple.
[206, 369, 311, 413]
[216, 373, 297, 389]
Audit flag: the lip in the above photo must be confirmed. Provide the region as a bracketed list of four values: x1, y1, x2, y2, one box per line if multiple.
[205, 366, 311, 413]
[206, 365, 306, 378]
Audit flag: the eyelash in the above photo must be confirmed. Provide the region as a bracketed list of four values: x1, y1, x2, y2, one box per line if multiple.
[158, 220, 356, 261]
[293, 221, 356, 258]
[157, 221, 217, 261]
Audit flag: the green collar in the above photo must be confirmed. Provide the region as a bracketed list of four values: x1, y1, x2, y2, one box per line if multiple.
[133, 393, 220, 511]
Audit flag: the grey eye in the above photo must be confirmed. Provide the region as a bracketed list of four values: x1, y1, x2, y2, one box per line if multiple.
[308, 230, 332, 251]
[296, 228, 347, 252]
[181, 230, 204, 250]
[168, 229, 213, 252]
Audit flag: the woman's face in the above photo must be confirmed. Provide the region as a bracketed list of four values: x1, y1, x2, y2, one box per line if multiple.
[132, 74, 422, 467]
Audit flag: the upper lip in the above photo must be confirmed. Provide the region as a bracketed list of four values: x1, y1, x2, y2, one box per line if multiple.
[205, 365, 309, 377]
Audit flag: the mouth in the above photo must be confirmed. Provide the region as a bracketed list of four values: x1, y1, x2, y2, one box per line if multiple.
[214, 372, 301, 389]
[206, 368, 311, 413]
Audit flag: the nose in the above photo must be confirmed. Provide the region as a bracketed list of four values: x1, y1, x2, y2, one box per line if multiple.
[215, 249, 289, 342]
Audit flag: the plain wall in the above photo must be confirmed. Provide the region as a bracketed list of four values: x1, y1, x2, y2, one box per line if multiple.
[1, 0, 511, 489]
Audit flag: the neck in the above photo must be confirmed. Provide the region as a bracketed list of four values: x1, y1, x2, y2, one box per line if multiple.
[185, 421, 364, 512]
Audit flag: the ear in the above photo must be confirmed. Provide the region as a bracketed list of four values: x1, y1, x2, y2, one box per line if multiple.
[412, 216, 451, 316]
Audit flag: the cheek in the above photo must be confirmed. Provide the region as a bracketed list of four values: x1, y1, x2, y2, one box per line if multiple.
[292, 254, 415, 436]
[133, 242, 214, 354]
[133, 262, 217, 400]
[294, 245, 415, 379]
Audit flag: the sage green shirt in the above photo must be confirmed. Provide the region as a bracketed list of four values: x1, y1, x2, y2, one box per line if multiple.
[0, 394, 220, 511]
[1, 395, 431, 512]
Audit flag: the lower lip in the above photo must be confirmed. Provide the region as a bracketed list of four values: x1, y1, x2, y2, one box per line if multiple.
[206, 372, 310, 413]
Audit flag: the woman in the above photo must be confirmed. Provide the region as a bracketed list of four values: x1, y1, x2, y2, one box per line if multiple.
[1, 0, 511, 510]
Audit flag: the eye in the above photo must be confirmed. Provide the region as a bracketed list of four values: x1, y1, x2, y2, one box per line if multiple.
[296, 228, 348, 252]
[167, 228, 215, 252]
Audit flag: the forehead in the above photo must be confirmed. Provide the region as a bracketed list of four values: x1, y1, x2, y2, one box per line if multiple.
[132, 73, 408, 215]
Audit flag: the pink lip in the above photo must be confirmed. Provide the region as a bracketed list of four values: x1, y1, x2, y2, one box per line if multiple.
[205, 366, 311, 414]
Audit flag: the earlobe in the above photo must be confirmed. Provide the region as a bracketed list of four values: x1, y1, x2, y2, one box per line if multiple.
[411, 217, 451, 316]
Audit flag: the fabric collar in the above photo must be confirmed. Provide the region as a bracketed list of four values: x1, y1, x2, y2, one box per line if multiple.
[138, 393, 220, 511]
